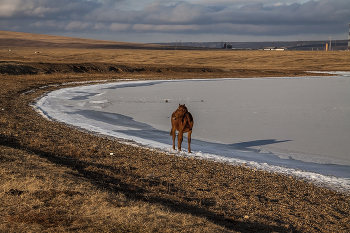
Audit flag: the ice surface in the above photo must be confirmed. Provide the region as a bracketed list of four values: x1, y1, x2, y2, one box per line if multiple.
[34, 74, 350, 193]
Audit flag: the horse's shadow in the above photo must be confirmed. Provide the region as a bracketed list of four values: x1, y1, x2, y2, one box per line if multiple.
[231, 139, 291, 149]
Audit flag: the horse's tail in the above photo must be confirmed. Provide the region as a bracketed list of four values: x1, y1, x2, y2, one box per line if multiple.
[183, 112, 194, 128]
[187, 112, 193, 124]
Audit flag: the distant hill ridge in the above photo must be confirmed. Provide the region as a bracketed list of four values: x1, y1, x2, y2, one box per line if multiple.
[0, 31, 204, 50]
[0, 31, 166, 49]
[158, 40, 349, 51]
[1, 31, 348, 51]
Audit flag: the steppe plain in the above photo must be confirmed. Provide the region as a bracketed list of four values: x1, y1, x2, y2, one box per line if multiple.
[1, 31, 350, 232]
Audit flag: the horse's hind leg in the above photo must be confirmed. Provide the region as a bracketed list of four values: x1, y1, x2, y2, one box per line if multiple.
[170, 128, 176, 150]
[188, 130, 192, 153]
[178, 131, 183, 151]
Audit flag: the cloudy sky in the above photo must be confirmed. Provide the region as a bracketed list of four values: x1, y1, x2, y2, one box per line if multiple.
[1, 0, 349, 43]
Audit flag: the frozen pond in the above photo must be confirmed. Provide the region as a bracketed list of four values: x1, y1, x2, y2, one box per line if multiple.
[35, 74, 350, 192]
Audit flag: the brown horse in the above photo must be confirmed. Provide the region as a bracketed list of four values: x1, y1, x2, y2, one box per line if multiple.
[170, 104, 194, 153]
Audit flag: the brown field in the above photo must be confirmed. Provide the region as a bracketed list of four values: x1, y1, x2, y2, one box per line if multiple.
[1, 31, 350, 232]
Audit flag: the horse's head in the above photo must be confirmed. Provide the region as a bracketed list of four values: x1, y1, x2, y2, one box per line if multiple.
[177, 104, 188, 114]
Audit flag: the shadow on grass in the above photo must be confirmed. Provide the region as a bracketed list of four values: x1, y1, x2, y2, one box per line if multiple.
[1, 135, 297, 233]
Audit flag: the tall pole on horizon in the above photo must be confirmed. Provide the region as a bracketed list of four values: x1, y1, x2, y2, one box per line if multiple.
[329, 36, 332, 51]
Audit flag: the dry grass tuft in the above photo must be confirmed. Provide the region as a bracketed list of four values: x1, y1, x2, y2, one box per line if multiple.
[7, 209, 76, 228]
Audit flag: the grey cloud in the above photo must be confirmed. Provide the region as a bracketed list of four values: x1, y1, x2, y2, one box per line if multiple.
[0, 0, 349, 40]
[123, 0, 350, 35]
[0, 0, 99, 19]
[207, 1, 350, 26]
[142, 2, 214, 24]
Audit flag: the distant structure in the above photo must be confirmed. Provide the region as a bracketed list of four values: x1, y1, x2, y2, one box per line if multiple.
[222, 43, 233, 49]
[259, 47, 287, 51]
[348, 23, 350, 50]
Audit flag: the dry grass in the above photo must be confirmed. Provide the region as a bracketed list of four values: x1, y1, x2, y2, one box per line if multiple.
[1, 31, 350, 232]
[0, 30, 163, 49]
[2, 30, 350, 74]
[2, 45, 350, 71]
[1, 145, 223, 232]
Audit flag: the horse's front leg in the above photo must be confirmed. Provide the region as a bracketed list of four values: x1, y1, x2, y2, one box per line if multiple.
[187, 130, 192, 153]
[178, 130, 183, 151]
